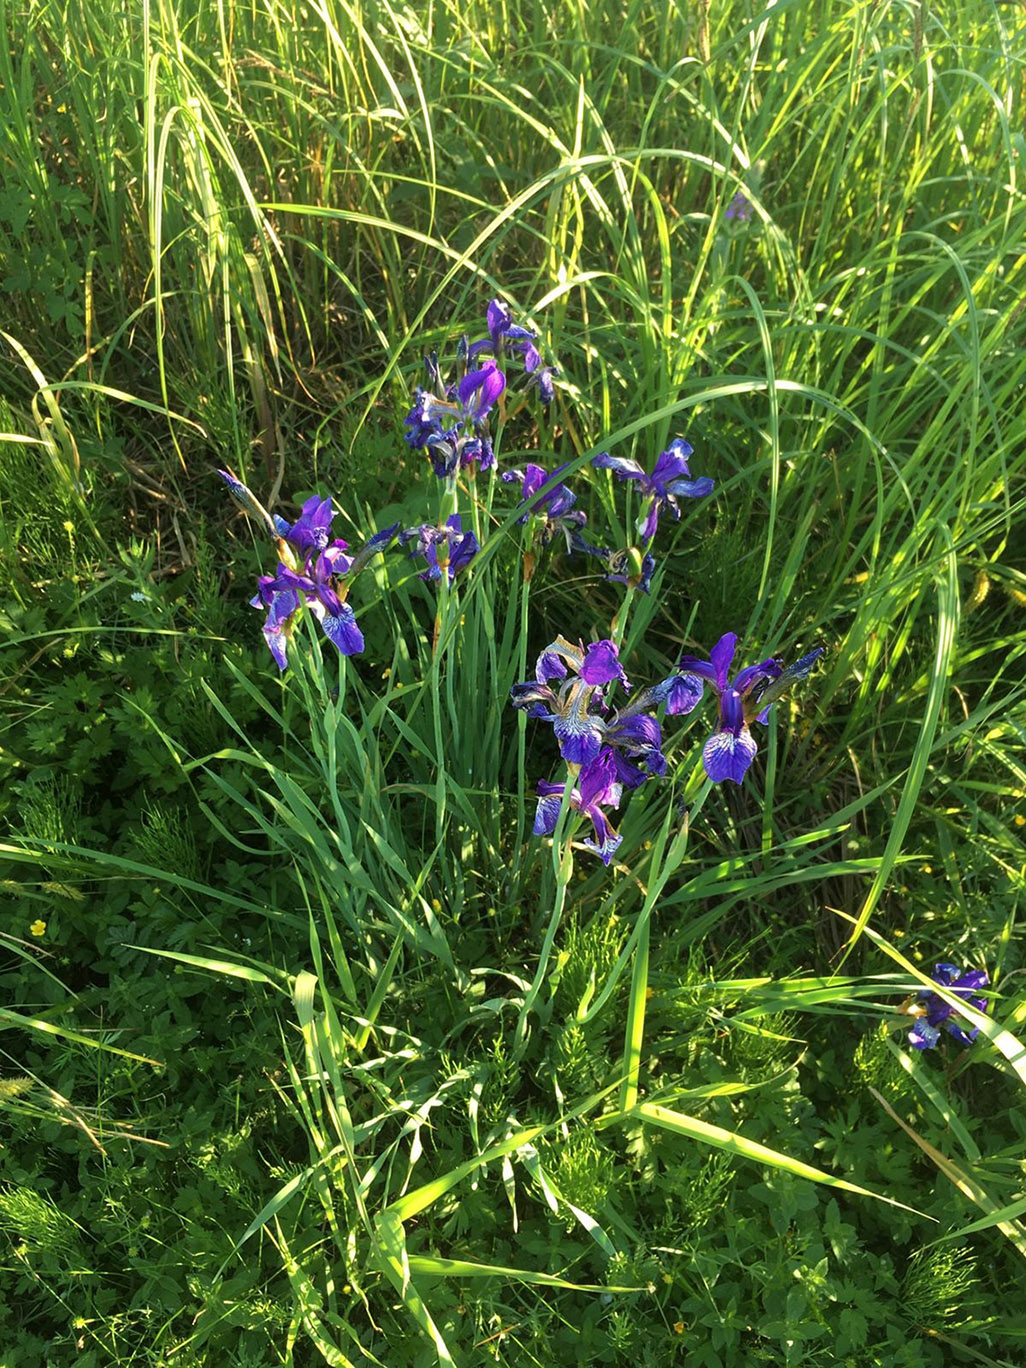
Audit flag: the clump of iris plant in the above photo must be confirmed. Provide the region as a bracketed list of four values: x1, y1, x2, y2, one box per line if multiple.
[511, 635, 669, 784]
[218, 469, 397, 670]
[404, 357, 505, 478]
[511, 637, 669, 863]
[907, 964, 989, 1051]
[511, 637, 631, 767]
[592, 439, 714, 544]
[666, 632, 823, 784]
[404, 298, 558, 481]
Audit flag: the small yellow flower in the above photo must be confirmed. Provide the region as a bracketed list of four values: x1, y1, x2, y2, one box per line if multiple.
[30, 920, 47, 937]
[63, 519, 75, 534]
[1014, 814, 1025, 828]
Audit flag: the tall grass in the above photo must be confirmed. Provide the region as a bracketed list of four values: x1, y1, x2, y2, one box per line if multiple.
[3, 0, 1026, 1362]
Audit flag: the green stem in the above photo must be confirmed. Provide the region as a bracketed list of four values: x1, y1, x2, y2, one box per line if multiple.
[618, 906, 650, 1113]
[513, 776, 575, 1056]
[511, 531, 534, 870]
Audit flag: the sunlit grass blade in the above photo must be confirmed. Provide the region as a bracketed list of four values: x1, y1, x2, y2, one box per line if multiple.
[629, 1102, 929, 1217]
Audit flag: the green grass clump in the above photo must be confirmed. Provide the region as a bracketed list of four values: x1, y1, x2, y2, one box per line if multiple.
[2, 0, 1026, 1364]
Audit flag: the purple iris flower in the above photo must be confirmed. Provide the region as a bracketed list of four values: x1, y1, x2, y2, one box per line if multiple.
[725, 191, 753, 222]
[457, 360, 506, 424]
[670, 633, 822, 784]
[399, 514, 479, 582]
[527, 360, 557, 406]
[250, 519, 398, 671]
[468, 298, 539, 363]
[908, 964, 989, 1051]
[534, 749, 624, 865]
[467, 299, 557, 403]
[486, 298, 538, 357]
[511, 637, 667, 784]
[275, 494, 337, 558]
[404, 358, 504, 479]
[502, 463, 587, 547]
[510, 636, 630, 767]
[592, 439, 714, 542]
[569, 533, 657, 595]
[217, 470, 355, 569]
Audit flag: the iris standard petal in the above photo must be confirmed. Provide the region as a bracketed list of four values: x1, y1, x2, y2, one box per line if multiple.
[720, 689, 745, 735]
[634, 499, 658, 543]
[674, 656, 721, 686]
[733, 657, 781, 698]
[458, 360, 505, 420]
[487, 298, 512, 342]
[580, 639, 629, 689]
[709, 633, 739, 690]
[650, 439, 694, 488]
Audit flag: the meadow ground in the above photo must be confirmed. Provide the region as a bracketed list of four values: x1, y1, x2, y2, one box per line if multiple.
[2, 0, 1026, 1363]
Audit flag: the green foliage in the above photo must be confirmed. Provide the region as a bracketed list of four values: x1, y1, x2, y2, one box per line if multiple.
[3, 0, 1026, 1362]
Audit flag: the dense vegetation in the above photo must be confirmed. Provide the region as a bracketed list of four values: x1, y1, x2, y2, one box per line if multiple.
[2, 0, 1025, 1363]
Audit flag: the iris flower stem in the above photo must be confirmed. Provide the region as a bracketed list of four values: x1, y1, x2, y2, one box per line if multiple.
[611, 583, 637, 651]
[581, 776, 712, 1031]
[513, 775, 576, 1058]
[617, 792, 705, 1110]
[511, 528, 534, 873]
[430, 572, 452, 847]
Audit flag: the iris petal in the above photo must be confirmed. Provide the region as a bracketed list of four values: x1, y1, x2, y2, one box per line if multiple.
[908, 1019, 941, 1051]
[702, 727, 758, 784]
[665, 673, 704, 715]
[709, 633, 738, 690]
[309, 598, 364, 656]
